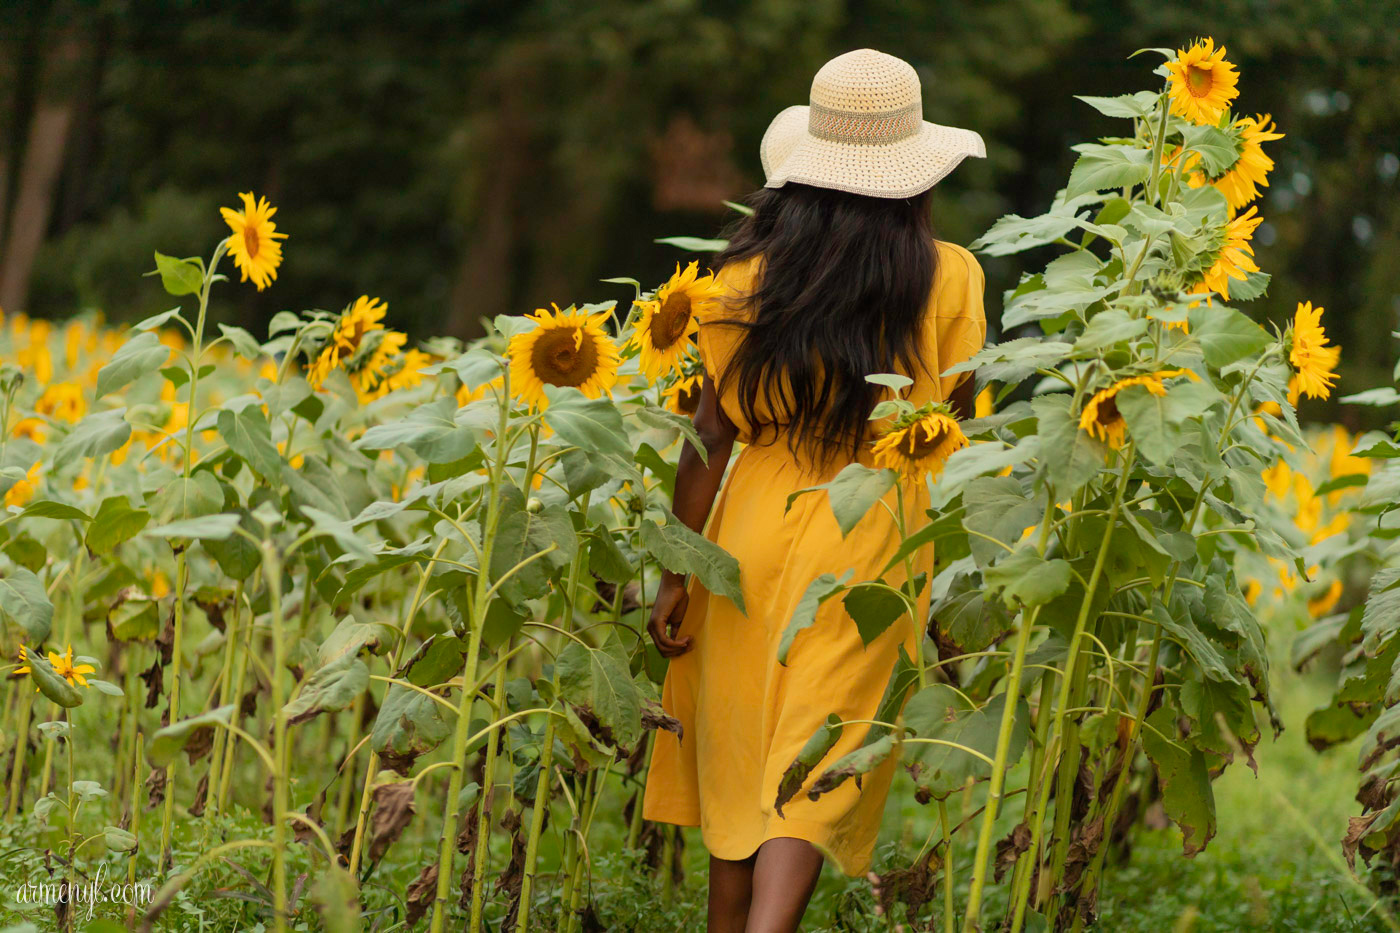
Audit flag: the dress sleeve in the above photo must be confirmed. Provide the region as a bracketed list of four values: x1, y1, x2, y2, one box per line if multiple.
[931, 244, 988, 402]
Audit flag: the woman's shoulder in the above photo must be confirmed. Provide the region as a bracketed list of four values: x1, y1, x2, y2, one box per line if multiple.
[933, 239, 985, 287]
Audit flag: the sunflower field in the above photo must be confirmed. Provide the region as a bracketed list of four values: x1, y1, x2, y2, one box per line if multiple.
[0, 38, 1396, 933]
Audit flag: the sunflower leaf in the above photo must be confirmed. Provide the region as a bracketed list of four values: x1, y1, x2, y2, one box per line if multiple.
[1064, 144, 1153, 200]
[0, 566, 54, 642]
[151, 250, 204, 297]
[640, 516, 745, 615]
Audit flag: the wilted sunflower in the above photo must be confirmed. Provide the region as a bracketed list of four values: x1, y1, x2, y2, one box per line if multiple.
[629, 262, 723, 380]
[872, 404, 968, 479]
[1307, 579, 1344, 618]
[16, 644, 95, 690]
[1166, 38, 1239, 126]
[1288, 301, 1340, 400]
[309, 296, 388, 388]
[664, 372, 704, 416]
[1079, 370, 1194, 448]
[220, 192, 287, 291]
[509, 304, 621, 409]
[1194, 206, 1262, 301]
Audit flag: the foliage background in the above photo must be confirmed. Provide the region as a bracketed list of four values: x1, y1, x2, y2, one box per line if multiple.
[0, 0, 1396, 412]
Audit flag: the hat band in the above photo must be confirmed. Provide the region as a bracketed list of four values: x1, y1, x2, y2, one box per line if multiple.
[807, 101, 921, 145]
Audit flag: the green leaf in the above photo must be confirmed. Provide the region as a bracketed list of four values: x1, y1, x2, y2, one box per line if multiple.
[842, 583, 908, 647]
[71, 780, 107, 801]
[929, 573, 1013, 655]
[97, 331, 171, 397]
[983, 547, 1072, 607]
[962, 476, 1042, 567]
[202, 508, 261, 580]
[773, 714, 843, 817]
[301, 505, 374, 562]
[653, 236, 728, 252]
[543, 387, 633, 461]
[556, 638, 643, 752]
[144, 513, 242, 541]
[152, 250, 204, 296]
[1142, 706, 1217, 857]
[1181, 123, 1241, 177]
[777, 571, 852, 664]
[640, 517, 745, 614]
[356, 396, 477, 464]
[133, 307, 184, 331]
[372, 685, 453, 769]
[588, 525, 634, 584]
[904, 686, 1028, 799]
[19, 500, 90, 522]
[0, 567, 53, 641]
[103, 826, 138, 852]
[1073, 309, 1149, 354]
[1187, 305, 1272, 369]
[1065, 145, 1152, 200]
[808, 734, 899, 800]
[217, 406, 282, 481]
[820, 463, 896, 537]
[1031, 394, 1103, 496]
[283, 654, 369, 725]
[490, 488, 576, 603]
[55, 408, 132, 461]
[147, 706, 235, 768]
[217, 323, 262, 358]
[1074, 91, 1159, 119]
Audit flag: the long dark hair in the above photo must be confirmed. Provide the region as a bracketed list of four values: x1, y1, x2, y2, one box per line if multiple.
[713, 182, 937, 466]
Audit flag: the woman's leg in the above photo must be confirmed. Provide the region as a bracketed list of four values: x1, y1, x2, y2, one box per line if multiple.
[709, 853, 757, 933]
[744, 838, 825, 933]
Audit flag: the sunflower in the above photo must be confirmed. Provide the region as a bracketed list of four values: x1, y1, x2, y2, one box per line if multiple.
[664, 372, 704, 416]
[974, 386, 995, 418]
[16, 644, 95, 690]
[872, 404, 968, 479]
[1078, 371, 1192, 448]
[508, 304, 621, 409]
[629, 262, 723, 380]
[1213, 115, 1284, 211]
[3, 462, 40, 508]
[35, 381, 85, 423]
[358, 345, 433, 402]
[1166, 38, 1239, 126]
[1193, 206, 1262, 301]
[220, 192, 287, 291]
[349, 330, 409, 402]
[1288, 301, 1339, 401]
[309, 296, 388, 388]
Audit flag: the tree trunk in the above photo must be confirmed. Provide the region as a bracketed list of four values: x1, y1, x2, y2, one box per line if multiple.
[0, 17, 87, 314]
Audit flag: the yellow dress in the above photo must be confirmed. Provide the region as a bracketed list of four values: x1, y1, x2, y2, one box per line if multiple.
[642, 240, 987, 876]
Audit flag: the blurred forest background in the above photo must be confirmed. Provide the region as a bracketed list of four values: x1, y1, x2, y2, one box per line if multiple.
[0, 0, 1396, 422]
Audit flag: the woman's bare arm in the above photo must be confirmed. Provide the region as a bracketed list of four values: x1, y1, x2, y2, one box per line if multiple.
[648, 374, 737, 657]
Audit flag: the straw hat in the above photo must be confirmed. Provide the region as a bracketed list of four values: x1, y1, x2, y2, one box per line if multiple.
[760, 49, 985, 199]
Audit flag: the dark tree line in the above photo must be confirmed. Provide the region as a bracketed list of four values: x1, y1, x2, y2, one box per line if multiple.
[0, 0, 1396, 420]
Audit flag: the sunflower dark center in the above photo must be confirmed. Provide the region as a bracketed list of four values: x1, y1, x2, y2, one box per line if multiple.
[651, 293, 693, 350]
[675, 380, 701, 414]
[1097, 395, 1121, 425]
[903, 421, 949, 458]
[1185, 65, 1213, 97]
[532, 326, 598, 387]
[243, 224, 261, 259]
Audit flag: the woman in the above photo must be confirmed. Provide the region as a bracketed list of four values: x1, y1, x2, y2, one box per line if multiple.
[643, 49, 987, 932]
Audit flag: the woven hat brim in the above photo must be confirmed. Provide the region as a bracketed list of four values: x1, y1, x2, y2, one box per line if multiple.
[760, 105, 986, 199]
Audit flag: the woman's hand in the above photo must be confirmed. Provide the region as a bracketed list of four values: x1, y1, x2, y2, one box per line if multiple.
[648, 571, 692, 657]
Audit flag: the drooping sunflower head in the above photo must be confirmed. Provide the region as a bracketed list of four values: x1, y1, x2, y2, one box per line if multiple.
[871, 404, 969, 479]
[1166, 37, 1240, 126]
[509, 304, 621, 409]
[1078, 372, 1176, 448]
[1288, 301, 1340, 401]
[310, 296, 389, 389]
[220, 192, 287, 291]
[664, 372, 704, 416]
[357, 346, 434, 402]
[1193, 205, 1263, 301]
[629, 262, 722, 381]
[1213, 114, 1284, 211]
